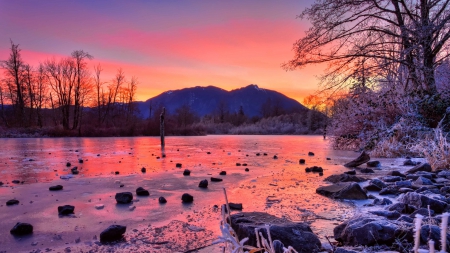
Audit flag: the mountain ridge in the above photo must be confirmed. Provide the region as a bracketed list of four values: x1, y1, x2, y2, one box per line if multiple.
[135, 84, 308, 118]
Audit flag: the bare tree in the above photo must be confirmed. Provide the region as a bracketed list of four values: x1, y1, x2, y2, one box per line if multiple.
[284, 0, 450, 97]
[1, 41, 26, 126]
[93, 63, 104, 126]
[71, 50, 93, 130]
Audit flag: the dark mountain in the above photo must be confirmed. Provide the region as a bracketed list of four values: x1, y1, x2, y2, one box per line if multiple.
[135, 84, 308, 118]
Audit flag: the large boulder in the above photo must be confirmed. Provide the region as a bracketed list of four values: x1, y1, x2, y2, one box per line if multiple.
[344, 151, 370, 168]
[317, 183, 368, 200]
[100, 225, 126, 243]
[398, 192, 447, 213]
[136, 187, 150, 196]
[230, 212, 321, 253]
[115, 192, 133, 204]
[334, 215, 412, 246]
[10, 222, 33, 236]
[405, 163, 432, 174]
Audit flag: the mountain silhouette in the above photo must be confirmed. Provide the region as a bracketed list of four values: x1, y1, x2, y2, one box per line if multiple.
[135, 84, 308, 118]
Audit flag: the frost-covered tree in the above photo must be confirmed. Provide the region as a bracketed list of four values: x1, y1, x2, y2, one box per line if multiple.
[285, 0, 450, 97]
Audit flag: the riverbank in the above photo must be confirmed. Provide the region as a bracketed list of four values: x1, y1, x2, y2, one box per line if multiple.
[0, 136, 432, 252]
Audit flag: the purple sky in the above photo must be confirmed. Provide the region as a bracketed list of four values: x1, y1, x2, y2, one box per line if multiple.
[0, 0, 320, 102]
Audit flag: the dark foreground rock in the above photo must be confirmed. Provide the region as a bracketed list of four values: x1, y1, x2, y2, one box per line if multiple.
[58, 205, 75, 215]
[316, 182, 368, 200]
[229, 203, 243, 210]
[100, 225, 126, 243]
[136, 187, 150, 196]
[115, 192, 133, 204]
[159, 197, 167, 204]
[198, 179, 208, 188]
[183, 169, 191, 176]
[211, 177, 223, 182]
[334, 215, 412, 246]
[181, 193, 193, 203]
[344, 151, 370, 168]
[10, 222, 33, 236]
[230, 212, 321, 253]
[6, 199, 19, 206]
[49, 185, 63, 191]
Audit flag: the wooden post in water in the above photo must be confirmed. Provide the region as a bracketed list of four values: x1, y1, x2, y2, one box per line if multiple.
[160, 107, 165, 149]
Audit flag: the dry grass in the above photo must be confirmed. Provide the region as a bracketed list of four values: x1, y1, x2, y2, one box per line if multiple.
[412, 127, 450, 170]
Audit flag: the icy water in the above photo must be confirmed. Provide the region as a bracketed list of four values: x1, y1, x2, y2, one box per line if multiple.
[0, 135, 401, 252]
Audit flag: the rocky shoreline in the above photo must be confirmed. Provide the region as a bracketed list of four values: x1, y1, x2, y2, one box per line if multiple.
[1, 139, 444, 253]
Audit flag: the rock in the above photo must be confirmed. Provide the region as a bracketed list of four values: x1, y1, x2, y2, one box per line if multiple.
[360, 168, 374, 173]
[229, 203, 243, 210]
[183, 169, 191, 176]
[71, 168, 79, 175]
[364, 179, 387, 191]
[410, 208, 434, 218]
[306, 166, 323, 173]
[405, 163, 432, 174]
[319, 172, 323, 176]
[437, 170, 450, 178]
[115, 192, 133, 204]
[367, 161, 381, 167]
[398, 188, 414, 193]
[344, 170, 356, 175]
[158, 197, 167, 204]
[395, 181, 412, 188]
[379, 186, 399, 195]
[273, 155, 278, 159]
[236, 163, 241, 166]
[273, 240, 285, 253]
[344, 151, 370, 168]
[305, 167, 312, 172]
[373, 198, 392, 206]
[382, 176, 403, 182]
[66, 162, 71, 167]
[245, 168, 249, 172]
[420, 225, 449, 249]
[198, 179, 208, 188]
[324, 174, 366, 183]
[441, 186, 450, 194]
[176, 163, 182, 168]
[256, 153, 261, 156]
[414, 176, 433, 185]
[129, 205, 136, 211]
[369, 210, 401, 220]
[391, 171, 406, 177]
[403, 159, 417, 166]
[397, 215, 414, 223]
[136, 187, 149, 196]
[49, 185, 63, 191]
[100, 225, 126, 243]
[10, 222, 33, 236]
[308, 152, 315, 156]
[78, 159, 83, 163]
[58, 205, 75, 215]
[6, 199, 19, 206]
[12, 180, 21, 184]
[387, 203, 417, 214]
[230, 212, 321, 253]
[299, 159, 305, 164]
[206, 152, 211, 154]
[398, 192, 447, 213]
[242, 163, 248, 166]
[211, 177, 223, 182]
[141, 167, 146, 173]
[114, 171, 119, 175]
[335, 249, 359, 253]
[334, 215, 412, 246]
[219, 171, 227, 175]
[95, 204, 104, 210]
[316, 182, 368, 200]
[0, 181, 3, 186]
[326, 157, 331, 160]
[181, 193, 193, 203]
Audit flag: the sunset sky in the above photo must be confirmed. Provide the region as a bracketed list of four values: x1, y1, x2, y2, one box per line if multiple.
[0, 0, 321, 103]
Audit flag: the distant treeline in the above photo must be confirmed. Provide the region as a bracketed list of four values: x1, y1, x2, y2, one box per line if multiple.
[0, 41, 326, 137]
